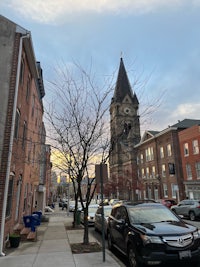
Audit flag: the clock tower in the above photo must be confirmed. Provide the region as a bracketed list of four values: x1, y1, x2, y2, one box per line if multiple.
[109, 58, 141, 200]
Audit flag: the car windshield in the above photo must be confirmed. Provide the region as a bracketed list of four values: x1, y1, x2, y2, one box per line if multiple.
[89, 206, 98, 213]
[104, 207, 112, 216]
[128, 205, 180, 224]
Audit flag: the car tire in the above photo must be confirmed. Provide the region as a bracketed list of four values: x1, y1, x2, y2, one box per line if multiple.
[107, 231, 113, 250]
[128, 245, 142, 267]
[189, 211, 196, 221]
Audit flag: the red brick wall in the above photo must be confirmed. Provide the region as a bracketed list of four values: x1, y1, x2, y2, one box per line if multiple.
[0, 33, 20, 240]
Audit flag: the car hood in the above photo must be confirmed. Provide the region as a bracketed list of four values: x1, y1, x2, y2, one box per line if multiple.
[133, 221, 196, 235]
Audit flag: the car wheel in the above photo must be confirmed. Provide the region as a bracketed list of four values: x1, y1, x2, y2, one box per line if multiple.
[107, 231, 113, 250]
[189, 211, 196, 221]
[128, 245, 141, 267]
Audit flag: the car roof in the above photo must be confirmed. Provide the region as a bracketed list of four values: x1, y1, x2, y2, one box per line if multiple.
[113, 201, 164, 208]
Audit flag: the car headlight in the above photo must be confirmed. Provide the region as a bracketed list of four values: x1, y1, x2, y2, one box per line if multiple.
[193, 230, 200, 240]
[140, 234, 163, 245]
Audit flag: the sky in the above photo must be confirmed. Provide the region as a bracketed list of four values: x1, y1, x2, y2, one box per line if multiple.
[1, 0, 200, 133]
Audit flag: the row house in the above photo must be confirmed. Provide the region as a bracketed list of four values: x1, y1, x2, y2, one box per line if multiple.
[0, 15, 51, 253]
[179, 124, 200, 199]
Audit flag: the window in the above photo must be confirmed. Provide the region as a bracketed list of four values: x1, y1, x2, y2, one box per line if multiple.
[6, 176, 14, 217]
[147, 186, 152, 199]
[32, 144, 35, 165]
[23, 183, 28, 212]
[150, 147, 154, 160]
[145, 147, 154, 162]
[152, 166, 156, 178]
[20, 58, 24, 85]
[168, 163, 175, 175]
[167, 144, 172, 156]
[195, 162, 200, 179]
[137, 156, 139, 164]
[163, 183, 168, 197]
[124, 122, 131, 135]
[28, 138, 32, 162]
[14, 109, 20, 139]
[22, 121, 27, 148]
[146, 167, 149, 179]
[32, 95, 35, 117]
[162, 164, 166, 177]
[186, 163, 192, 180]
[160, 146, 164, 158]
[141, 168, 145, 179]
[140, 154, 143, 164]
[26, 76, 30, 101]
[184, 143, 189, 156]
[171, 184, 178, 198]
[193, 140, 199, 154]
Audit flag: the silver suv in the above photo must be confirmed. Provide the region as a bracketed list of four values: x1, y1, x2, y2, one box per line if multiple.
[171, 199, 200, 221]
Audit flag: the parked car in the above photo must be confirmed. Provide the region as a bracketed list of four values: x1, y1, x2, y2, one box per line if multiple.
[159, 199, 177, 208]
[171, 199, 200, 221]
[94, 205, 112, 236]
[59, 200, 68, 209]
[107, 201, 200, 267]
[109, 199, 121, 205]
[69, 200, 82, 212]
[81, 204, 99, 225]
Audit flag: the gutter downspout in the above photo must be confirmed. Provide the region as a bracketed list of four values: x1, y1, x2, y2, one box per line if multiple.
[0, 33, 30, 256]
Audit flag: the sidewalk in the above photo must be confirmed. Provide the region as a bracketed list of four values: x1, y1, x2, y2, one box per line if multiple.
[0, 206, 122, 267]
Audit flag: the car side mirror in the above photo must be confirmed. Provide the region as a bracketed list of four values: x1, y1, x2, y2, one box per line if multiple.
[119, 219, 126, 224]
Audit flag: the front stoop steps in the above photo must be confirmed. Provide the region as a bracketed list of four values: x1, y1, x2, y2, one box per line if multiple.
[20, 227, 37, 241]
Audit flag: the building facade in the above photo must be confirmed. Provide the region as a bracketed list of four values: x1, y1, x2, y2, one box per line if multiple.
[0, 15, 50, 253]
[179, 124, 200, 199]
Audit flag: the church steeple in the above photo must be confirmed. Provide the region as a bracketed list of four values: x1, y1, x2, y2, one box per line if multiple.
[109, 58, 141, 201]
[112, 58, 138, 105]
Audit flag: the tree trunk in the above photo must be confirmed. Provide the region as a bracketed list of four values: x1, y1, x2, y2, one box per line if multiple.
[83, 210, 89, 244]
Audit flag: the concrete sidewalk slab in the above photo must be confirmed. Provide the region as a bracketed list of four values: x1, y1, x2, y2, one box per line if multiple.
[74, 252, 120, 267]
[0, 205, 122, 267]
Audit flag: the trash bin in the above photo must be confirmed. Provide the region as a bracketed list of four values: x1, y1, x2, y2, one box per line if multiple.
[23, 215, 32, 228]
[31, 214, 40, 226]
[23, 215, 36, 232]
[75, 210, 81, 225]
[32, 211, 42, 222]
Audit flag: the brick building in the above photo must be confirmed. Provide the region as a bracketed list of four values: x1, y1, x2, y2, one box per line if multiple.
[0, 15, 50, 253]
[179, 124, 200, 199]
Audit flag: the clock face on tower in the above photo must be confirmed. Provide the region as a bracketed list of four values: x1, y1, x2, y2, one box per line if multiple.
[123, 107, 131, 114]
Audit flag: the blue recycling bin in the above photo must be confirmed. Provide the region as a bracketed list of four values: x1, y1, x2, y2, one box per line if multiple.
[32, 211, 42, 222]
[23, 215, 36, 232]
[31, 214, 40, 226]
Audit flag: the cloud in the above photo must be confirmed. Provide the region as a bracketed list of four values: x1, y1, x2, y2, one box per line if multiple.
[3, 0, 197, 24]
[170, 103, 200, 120]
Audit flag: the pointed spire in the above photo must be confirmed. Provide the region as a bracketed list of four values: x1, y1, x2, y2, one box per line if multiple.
[112, 58, 138, 104]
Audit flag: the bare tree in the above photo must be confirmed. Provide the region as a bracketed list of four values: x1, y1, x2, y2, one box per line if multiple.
[44, 60, 164, 244]
[45, 62, 113, 244]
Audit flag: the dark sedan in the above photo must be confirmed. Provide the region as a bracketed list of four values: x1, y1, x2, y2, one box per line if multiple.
[107, 202, 200, 267]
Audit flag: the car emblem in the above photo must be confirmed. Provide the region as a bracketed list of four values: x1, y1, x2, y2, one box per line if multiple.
[178, 237, 184, 245]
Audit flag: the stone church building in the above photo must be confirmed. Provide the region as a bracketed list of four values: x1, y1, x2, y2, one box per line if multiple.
[109, 58, 141, 201]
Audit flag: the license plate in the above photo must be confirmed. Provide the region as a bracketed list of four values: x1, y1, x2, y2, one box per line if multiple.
[179, 250, 191, 259]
